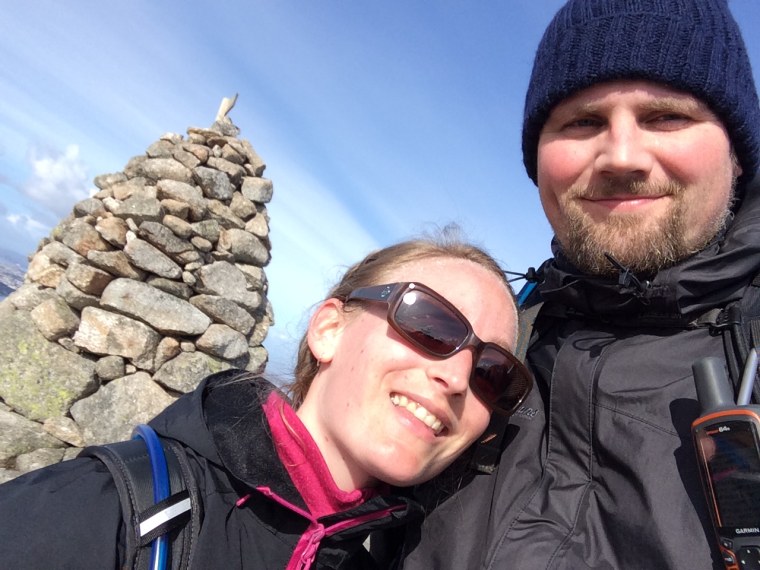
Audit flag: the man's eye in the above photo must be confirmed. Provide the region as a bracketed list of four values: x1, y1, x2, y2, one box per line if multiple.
[649, 113, 692, 128]
[563, 117, 601, 130]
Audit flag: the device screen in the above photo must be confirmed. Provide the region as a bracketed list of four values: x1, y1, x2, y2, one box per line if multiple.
[698, 419, 760, 530]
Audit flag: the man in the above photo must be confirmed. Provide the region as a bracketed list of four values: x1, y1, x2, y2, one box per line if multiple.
[402, 0, 760, 568]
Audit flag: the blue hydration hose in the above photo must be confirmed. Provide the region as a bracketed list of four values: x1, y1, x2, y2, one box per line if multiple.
[132, 424, 171, 570]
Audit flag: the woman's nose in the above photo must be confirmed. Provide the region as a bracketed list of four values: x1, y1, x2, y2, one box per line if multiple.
[427, 348, 473, 396]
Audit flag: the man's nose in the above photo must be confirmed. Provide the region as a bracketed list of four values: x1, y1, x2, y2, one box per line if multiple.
[595, 116, 654, 178]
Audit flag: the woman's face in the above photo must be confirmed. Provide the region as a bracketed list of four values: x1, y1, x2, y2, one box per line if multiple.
[296, 257, 518, 490]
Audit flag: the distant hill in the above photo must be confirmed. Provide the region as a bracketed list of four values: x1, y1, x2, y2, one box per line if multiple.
[0, 247, 27, 301]
[0, 282, 13, 298]
[0, 247, 29, 268]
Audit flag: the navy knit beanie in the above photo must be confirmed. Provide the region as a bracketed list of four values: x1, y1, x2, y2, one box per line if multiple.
[522, 0, 760, 185]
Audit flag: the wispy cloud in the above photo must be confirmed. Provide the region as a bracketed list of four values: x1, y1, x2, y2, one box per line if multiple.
[23, 144, 94, 218]
[6, 212, 48, 234]
[1, 210, 48, 258]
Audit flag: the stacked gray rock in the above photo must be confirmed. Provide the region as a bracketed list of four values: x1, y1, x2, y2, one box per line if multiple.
[0, 115, 274, 483]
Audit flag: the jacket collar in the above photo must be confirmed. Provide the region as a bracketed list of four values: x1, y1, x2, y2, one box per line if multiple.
[203, 371, 310, 508]
[150, 369, 306, 506]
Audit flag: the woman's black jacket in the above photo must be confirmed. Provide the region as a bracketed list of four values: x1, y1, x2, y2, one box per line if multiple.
[0, 370, 422, 569]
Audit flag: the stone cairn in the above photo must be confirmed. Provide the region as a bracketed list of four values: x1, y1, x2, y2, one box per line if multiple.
[0, 98, 274, 483]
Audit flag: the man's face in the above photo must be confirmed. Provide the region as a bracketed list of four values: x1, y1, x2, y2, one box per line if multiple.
[536, 80, 741, 277]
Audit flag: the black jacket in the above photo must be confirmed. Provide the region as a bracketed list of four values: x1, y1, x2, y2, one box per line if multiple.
[403, 185, 760, 570]
[0, 370, 422, 569]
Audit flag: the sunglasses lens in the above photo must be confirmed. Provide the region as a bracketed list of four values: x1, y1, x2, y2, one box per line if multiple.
[395, 289, 468, 355]
[472, 345, 528, 413]
[385, 283, 531, 414]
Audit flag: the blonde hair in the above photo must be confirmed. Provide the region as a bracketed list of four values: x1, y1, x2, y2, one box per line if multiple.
[287, 234, 515, 407]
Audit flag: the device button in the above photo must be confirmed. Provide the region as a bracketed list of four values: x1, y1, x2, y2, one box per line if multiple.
[722, 538, 735, 550]
[738, 546, 760, 569]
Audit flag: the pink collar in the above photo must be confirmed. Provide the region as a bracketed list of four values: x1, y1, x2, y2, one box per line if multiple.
[262, 391, 378, 518]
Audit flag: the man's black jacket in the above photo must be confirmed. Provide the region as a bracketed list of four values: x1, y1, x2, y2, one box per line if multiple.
[403, 185, 760, 569]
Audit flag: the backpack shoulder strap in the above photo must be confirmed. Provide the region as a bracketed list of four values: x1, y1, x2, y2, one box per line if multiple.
[700, 272, 760, 402]
[736, 273, 760, 403]
[80, 432, 201, 570]
[514, 275, 544, 360]
[515, 298, 543, 362]
[163, 439, 203, 570]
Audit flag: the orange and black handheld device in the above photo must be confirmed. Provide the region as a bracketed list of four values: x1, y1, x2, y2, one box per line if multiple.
[692, 353, 760, 570]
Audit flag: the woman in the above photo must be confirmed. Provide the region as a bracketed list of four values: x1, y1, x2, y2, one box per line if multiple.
[0, 236, 532, 569]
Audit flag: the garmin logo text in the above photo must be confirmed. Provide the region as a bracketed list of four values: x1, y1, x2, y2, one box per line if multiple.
[736, 528, 760, 534]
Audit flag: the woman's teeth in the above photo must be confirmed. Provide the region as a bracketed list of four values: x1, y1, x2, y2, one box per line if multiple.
[390, 393, 444, 434]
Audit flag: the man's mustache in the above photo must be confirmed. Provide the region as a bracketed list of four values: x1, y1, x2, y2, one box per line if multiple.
[569, 180, 685, 199]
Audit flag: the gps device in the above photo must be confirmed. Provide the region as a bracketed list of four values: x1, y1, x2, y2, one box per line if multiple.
[692, 351, 760, 570]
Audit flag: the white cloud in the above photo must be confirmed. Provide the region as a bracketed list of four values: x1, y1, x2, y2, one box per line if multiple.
[2, 211, 50, 258]
[6, 212, 48, 234]
[23, 144, 94, 218]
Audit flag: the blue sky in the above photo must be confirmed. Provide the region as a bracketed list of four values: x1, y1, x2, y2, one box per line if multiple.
[2, 1, 760, 376]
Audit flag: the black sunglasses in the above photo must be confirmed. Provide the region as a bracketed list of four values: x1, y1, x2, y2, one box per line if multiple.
[346, 282, 533, 415]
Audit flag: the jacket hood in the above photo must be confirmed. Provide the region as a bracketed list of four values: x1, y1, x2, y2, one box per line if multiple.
[538, 178, 760, 323]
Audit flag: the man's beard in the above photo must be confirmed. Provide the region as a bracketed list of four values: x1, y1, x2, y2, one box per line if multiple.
[555, 179, 734, 278]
